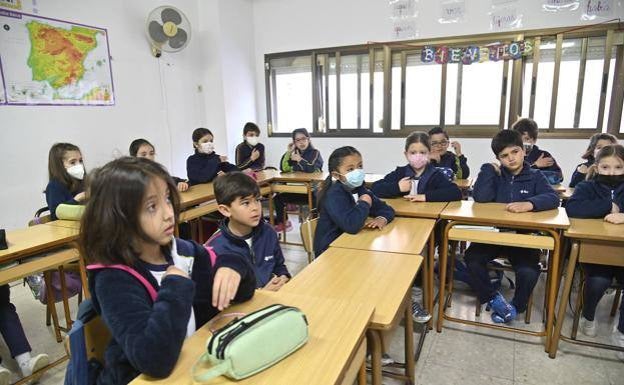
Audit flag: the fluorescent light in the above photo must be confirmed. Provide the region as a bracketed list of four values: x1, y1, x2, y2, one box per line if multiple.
[540, 41, 575, 50]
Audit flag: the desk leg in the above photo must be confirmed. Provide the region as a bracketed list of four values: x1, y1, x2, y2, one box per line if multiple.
[58, 265, 72, 330]
[268, 190, 275, 226]
[367, 329, 382, 385]
[404, 299, 415, 384]
[436, 222, 451, 333]
[78, 252, 90, 299]
[427, 229, 435, 330]
[358, 361, 367, 385]
[545, 231, 562, 353]
[307, 182, 313, 210]
[549, 241, 579, 358]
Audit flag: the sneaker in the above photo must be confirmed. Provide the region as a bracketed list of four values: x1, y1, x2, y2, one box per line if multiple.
[611, 328, 624, 361]
[366, 353, 395, 367]
[488, 292, 515, 323]
[580, 316, 597, 337]
[0, 366, 9, 385]
[20, 353, 49, 382]
[273, 220, 293, 233]
[411, 286, 423, 302]
[411, 301, 432, 323]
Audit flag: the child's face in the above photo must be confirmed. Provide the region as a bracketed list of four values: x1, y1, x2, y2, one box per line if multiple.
[194, 133, 214, 148]
[332, 154, 363, 181]
[245, 132, 259, 146]
[405, 142, 429, 157]
[293, 133, 309, 151]
[430, 133, 449, 153]
[405, 142, 429, 170]
[220, 194, 262, 229]
[497, 145, 525, 174]
[597, 156, 624, 176]
[137, 144, 156, 161]
[62, 150, 83, 169]
[520, 133, 535, 145]
[139, 177, 175, 247]
[594, 139, 614, 158]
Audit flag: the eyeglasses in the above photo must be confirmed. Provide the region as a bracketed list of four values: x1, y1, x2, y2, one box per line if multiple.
[294, 137, 309, 143]
[431, 140, 449, 147]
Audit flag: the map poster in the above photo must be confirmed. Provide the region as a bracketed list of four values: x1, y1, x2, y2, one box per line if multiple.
[0, 10, 115, 106]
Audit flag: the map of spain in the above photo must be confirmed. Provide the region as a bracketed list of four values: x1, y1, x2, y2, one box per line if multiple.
[0, 11, 115, 105]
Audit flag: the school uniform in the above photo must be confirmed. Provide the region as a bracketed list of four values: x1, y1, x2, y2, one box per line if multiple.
[566, 179, 624, 331]
[88, 238, 255, 385]
[0, 285, 31, 367]
[371, 163, 462, 201]
[314, 182, 395, 257]
[525, 145, 563, 181]
[235, 142, 266, 171]
[465, 162, 559, 312]
[206, 219, 290, 287]
[569, 159, 593, 188]
[45, 179, 83, 220]
[186, 152, 238, 185]
[430, 151, 470, 179]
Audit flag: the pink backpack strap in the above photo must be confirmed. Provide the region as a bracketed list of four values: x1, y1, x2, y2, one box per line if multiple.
[204, 246, 217, 267]
[87, 264, 158, 302]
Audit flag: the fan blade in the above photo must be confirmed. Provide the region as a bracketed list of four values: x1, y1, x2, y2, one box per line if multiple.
[148, 21, 168, 43]
[161, 8, 182, 25]
[168, 28, 188, 49]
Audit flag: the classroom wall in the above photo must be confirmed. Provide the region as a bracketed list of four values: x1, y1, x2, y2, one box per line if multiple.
[250, 0, 624, 176]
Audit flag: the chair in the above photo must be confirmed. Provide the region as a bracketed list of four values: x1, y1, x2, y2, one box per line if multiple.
[300, 216, 319, 264]
[28, 206, 52, 226]
[570, 270, 622, 339]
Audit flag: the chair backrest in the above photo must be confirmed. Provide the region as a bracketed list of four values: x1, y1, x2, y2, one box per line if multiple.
[28, 207, 52, 226]
[299, 217, 319, 263]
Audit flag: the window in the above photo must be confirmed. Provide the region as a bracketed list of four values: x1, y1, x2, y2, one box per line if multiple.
[268, 56, 312, 134]
[404, 52, 442, 126]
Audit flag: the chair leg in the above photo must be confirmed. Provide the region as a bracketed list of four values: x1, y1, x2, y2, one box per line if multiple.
[46, 306, 51, 326]
[571, 279, 584, 340]
[610, 289, 621, 317]
[525, 293, 533, 324]
[475, 298, 481, 317]
[43, 271, 62, 343]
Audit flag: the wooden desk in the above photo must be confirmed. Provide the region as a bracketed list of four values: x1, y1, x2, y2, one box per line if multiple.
[550, 218, 624, 358]
[383, 199, 448, 219]
[44, 220, 81, 230]
[283, 248, 423, 385]
[130, 291, 373, 385]
[436, 201, 569, 351]
[179, 183, 215, 209]
[0, 225, 79, 264]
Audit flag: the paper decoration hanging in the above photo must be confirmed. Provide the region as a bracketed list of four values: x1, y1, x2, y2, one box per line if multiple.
[390, 0, 419, 40]
[581, 0, 615, 20]
[439, 0, 466, 24]
[542, 0, 580, 12]
[489, 0, 522, 31]
[421, 40, 533, 65]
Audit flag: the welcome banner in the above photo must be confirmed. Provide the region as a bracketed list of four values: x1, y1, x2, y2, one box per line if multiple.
[421, 40, 534, 64]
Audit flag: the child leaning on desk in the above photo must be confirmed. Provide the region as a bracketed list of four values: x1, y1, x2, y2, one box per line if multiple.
[565, 144, 624, 358]
[466, 130, 559, 324]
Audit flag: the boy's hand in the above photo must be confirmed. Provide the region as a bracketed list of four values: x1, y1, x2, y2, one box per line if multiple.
[404, 194, 426, 202]
[74, 192, 86, 202]
[263, 275, 289, 291]
[250, 149, 260, 161]
[612, 203, 620, 213]
[177, 181, 189, 192]
[605, 213, 624, 224]
[164, 265, 189, 279]
[287, 142, 295, 152]
[429, 152, 441, 163]
[398, 177, 412, 193]
[533, 154, 554, 168]
[219, 155, 229, 163]
[212, 267, 242, 310]
[358, 194, 373, 206]
[489, 163, 501, 176]
[291, 152, 303, 162]
[451, 141, 462, 156]
[506, 202, 534, 213]
[365, 216, 388, 230]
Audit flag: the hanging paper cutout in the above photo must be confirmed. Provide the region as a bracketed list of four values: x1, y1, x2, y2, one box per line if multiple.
[421, 40, 533, 65]
[439, 0, 466, 24]
[581, 0, 615, 20]
[390, 0, 419, 40]
[542, 0, 580, 12]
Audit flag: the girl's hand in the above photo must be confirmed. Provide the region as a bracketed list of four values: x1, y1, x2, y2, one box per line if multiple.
[398, 177, 412, 193]
[365, 217, 388, 230]
[74, 192, 86, 202]
[177, 182, 189, 192]
[506, 202, 534, 213]
[212, 267, 241, 310]
[404, 194, 426, 202]
[164, 265, 189, 279]
[263, 275, 289, 291]
[604, 213, 624, 224]
[577, 164, 588, 174]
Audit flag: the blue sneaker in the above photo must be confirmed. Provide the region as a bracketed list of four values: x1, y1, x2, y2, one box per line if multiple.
[488, 293, 516, 323]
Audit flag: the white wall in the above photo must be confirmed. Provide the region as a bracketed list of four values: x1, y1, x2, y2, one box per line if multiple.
[251, 0, 624, 176]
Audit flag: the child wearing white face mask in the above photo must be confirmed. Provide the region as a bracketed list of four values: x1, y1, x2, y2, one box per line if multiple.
[45, 142, 87, 220]
[186, 128, 238, 185]
[235, 122, 265, 171]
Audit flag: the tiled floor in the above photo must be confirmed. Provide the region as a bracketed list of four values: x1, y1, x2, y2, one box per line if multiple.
[3, 216, 623, 384]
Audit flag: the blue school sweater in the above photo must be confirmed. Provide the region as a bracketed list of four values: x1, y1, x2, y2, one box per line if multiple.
[472, 162, 559, 211]
[371, 163, 462, 201]
[314, 182, 395, 257]
[569, 160, 593, 188]
[566, 179, 624, 218]
[206, 219, 290, 287]
[431, 151, 470, 179]
[525, 145, 562, 176]
[88, 238, 255, 385]
[280, 146, 323, 173]
[235, 142, 266, 171]
[186, 152, 238, 185]
[45, 179, 82, 220]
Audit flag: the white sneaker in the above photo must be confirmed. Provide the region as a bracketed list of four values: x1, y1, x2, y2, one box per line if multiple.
[580, 316, 597, 337]
[0, 366, 10, 385]
[20, 354, 49, 382]
[366, 353, 395, 367]
[411, 286, 423, 301]
[611, 329, 624, 362]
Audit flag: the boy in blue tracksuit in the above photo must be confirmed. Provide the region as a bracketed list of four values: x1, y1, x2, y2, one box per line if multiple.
[512, 118, 563, 184]
[466, 130, 559, 324]
[207, 172, 291, 290]
[565, 144, 624, 349]
[428, 126, 470, 179]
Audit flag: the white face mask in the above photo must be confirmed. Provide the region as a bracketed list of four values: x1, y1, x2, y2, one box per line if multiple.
[66, 164, 85, 180]
[245, 136, 259, 146]
[200, 142, 214, 154]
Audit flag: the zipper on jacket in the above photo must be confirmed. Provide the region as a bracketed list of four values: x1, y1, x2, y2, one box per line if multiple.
[510, 175, 515, 202]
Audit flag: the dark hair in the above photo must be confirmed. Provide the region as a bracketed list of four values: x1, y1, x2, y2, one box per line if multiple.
[79, 157, 180, 266]
[214, 172, 260, 206]
[587, 144, 624, 180]
[291, 128, 311, 141]
[317, 146, 361, 211]
[491, 130, 523, 157]
[512, 118, 538, 140]
[405, 131, 431, 151]
[48, 142, 84, 194]
[243, 122, 260, 136]
[582, 133, 617, 161]
[129, 138, 154, 157]
[427, 126, 449, 140]
[192, 127, 213, 153]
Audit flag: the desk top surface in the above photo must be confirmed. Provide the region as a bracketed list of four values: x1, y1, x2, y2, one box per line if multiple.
[0, 225, 79, 262]
[383, 199, 449, 219]
[282, 247, 422, 328]
[130, 291, 373, 385]
[564, 218, 624, 242]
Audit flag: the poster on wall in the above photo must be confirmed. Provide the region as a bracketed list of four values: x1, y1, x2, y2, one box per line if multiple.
[581, 0, 615, 20]
[0, 10, 115, 106]
[542, 0, 580, 12]
[0, 0, 21, 10]
[390, 0, 419, 39]
[489, 0, 522, 31]
[439, 0, 466, 24]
